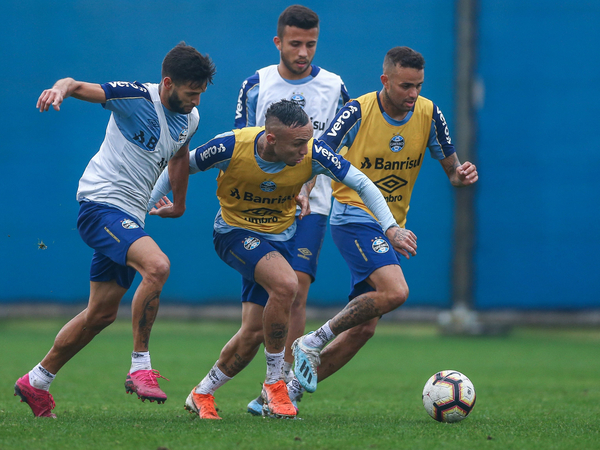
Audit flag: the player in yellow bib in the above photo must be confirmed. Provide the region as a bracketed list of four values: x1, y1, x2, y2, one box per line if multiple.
[148, 100, 411, 419]
[289, 47, 478, 403]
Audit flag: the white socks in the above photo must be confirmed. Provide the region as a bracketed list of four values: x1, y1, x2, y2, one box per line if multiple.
[283, 361, 293, 383]
[264, 348, 286, 384]
[195, 362, 232, 395]
[287, 377, 305, 402]
[130, 351, 152, 373]
[304, 320, 336, 350]
[29, 363, 55, 391]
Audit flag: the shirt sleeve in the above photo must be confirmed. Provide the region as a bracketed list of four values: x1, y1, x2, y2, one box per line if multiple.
[428, 103, 456, 160]
[101, 81, 152, 117]
[338, 82, 350, 112]
[147, 131, 235, 210]
[192, 131, 236, 171]
[320, 100, 362, 153]
[148, 168, 173, 211]
[234, 74, 260, 128]
[311, 140, 351, 181]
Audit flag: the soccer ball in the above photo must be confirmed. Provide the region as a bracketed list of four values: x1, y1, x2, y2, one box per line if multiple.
[422, 370, 476, 423]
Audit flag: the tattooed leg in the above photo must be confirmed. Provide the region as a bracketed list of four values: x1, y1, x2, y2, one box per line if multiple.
[126, 236, 171, 352]
[254, 251, 298, 354]
[329, 295, 381, 335]
[132, 290, 161, 350]
[217, 302, 265, 377]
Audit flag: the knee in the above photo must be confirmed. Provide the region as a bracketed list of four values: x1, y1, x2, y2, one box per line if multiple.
[85, 309, 118, 333]
[143, 255, 170, 286]
[291, 293, 307, 314]
[346, 320, 377, 344]
[382, 282, 409, 311]
[239, 323, 265, 348]
[269, 275, 298, 306]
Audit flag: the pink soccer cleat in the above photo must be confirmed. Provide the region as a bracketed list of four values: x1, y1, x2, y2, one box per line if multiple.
[125, 369, 168, 404]
[14, 374, 57, 418]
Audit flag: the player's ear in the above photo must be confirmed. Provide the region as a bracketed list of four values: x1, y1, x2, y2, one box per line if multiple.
[163, 77, 174, 90]
[380, 74, 389, 88]
[266, 132, 277, 145]
[274, 36, 282, 51]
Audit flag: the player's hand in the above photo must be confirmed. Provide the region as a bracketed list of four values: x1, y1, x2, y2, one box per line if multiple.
[37, 88, 65, 112]
[295, 193, 311, 219]
[456, 161, 478, 185]
[148, 196, 183, 218]
[385, 226, 417, 259]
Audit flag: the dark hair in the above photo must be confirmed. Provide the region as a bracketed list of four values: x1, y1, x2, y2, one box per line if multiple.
[265, 99, 310, 128]
[383, 46, 425, 72]
[162, 42, 216, 88]
[277, 5, 319, 38]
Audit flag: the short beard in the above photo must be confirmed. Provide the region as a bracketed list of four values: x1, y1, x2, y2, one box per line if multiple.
[281, 56, 310, 77]
[167, 91, 188, 114]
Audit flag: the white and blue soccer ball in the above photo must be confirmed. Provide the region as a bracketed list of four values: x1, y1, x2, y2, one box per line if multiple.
[422, 370, 476, 423]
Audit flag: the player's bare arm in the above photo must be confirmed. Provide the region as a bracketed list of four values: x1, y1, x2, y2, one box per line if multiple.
[161, 144, 190, 218]
[295, 176, 316, 219]
[385, 225, 418, 259]
[37, 78, 106, 112]
[295, 191, 311, 219]
[440, 153, 479, 187]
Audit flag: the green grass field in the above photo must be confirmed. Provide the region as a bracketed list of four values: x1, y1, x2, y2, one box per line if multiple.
[1, 318, 599, 450]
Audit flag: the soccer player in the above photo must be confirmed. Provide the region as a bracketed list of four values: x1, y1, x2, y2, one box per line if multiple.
[148, 100, 410, 419]
[14, 43, 216, 418]
[290, 46, 478, 399]
[233, 4, 349, 415]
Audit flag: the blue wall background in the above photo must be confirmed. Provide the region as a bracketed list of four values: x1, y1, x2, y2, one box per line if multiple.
[1, 1, 598, 310]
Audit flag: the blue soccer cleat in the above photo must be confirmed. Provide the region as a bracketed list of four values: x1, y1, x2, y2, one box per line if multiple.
[292, 333, 321, 393]
[247, 395, 264, 416]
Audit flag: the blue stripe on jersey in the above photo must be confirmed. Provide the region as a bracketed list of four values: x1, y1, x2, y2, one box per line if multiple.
[102, 81, 151, 102]
[431, 103, 456, 158]
[312, 140, 351, 181]
[162, 107, 190, 144]
[340, 83, 350, 108]
[193, 131, 236, 171]
[320, 100, 362, 152]
[234, 74, 260, 128]
[101, 82, 190, 151]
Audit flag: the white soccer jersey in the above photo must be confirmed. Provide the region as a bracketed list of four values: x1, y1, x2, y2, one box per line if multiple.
[242, 65, 348, 215]
[76, 83, 199, 226]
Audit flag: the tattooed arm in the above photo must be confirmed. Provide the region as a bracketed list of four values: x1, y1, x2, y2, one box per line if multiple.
[385, 225, 417, 259]
[440, 153, 478, 187]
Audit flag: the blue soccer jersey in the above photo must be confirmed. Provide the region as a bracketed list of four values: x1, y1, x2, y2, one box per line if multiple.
[77, 82, 199, 226]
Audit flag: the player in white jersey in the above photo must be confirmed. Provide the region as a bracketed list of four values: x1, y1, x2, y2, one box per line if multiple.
[14, 43, 215, 418]
[234, 4, 349, 415]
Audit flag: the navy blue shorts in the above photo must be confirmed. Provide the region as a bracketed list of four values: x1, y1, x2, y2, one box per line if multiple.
[213, 228, 295, 307]
[331, 221, 402, 300]
[290, 213, 327, 282]
[77, 201, 147, 289]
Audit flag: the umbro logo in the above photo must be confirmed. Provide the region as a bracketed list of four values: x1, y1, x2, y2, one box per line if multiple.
[374, 175, 407, 193]
[241, 207, 282, 216]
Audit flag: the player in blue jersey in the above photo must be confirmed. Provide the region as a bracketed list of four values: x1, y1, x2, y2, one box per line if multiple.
[234, 4, 350, 416]
[14, 43, 215, 418]
[289, 47, 478, 401]
[149, 100, 410, 419]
